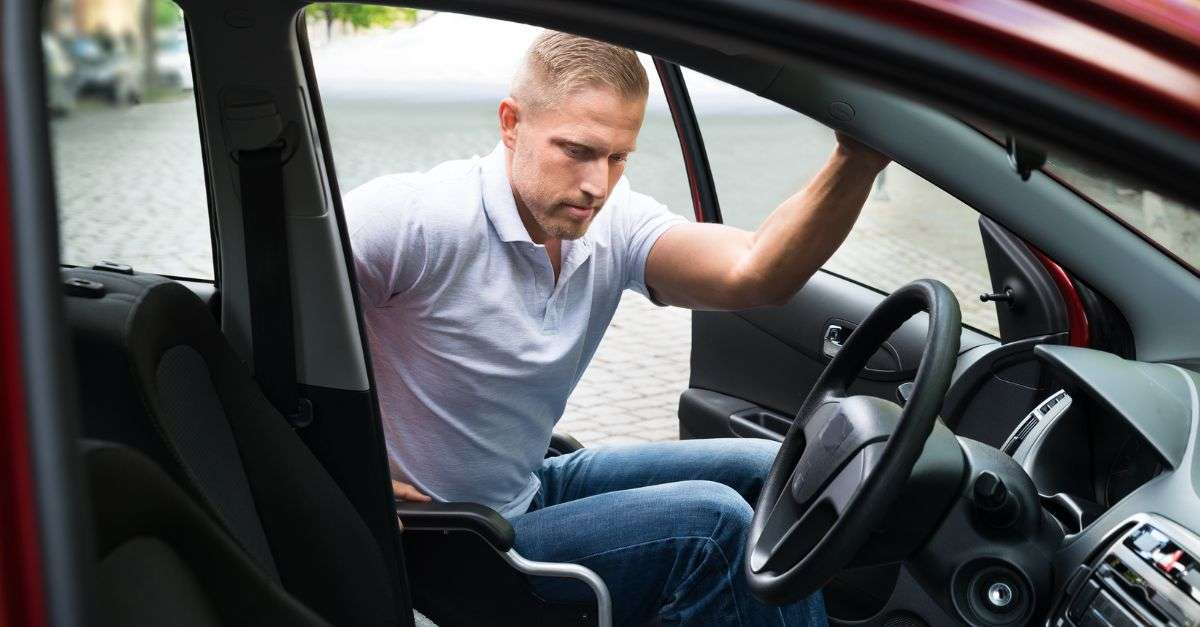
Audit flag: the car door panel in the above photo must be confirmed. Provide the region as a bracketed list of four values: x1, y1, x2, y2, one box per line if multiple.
[681, 270, 995, 440]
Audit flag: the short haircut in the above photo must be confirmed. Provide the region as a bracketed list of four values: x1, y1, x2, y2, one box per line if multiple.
[511, 31, 649, 111]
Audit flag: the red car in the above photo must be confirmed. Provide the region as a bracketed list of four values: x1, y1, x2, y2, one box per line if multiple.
[4, 1, 1200, 626]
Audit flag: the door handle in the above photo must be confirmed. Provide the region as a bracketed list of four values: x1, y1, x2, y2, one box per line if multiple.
[823, 325, 846, 359]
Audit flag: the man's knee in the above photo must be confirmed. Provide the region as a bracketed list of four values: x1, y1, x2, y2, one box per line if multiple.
[671, 480, 754, 546]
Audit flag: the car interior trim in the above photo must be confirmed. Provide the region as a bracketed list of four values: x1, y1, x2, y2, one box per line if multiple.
[1050, 512, 1200, 625]
[180, 1, 369, 392]
[1036, 345, 1192, 469]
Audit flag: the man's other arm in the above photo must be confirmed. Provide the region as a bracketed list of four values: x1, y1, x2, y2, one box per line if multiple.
[645, 134, 888, 310]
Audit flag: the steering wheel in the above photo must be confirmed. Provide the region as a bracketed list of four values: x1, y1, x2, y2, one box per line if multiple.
[745, 279, 961, 604]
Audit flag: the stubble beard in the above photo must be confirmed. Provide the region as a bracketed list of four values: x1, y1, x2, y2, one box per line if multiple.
[530, 201, 593, 241]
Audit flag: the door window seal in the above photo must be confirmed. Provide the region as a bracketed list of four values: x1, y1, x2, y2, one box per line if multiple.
[654, 59, 721, 224]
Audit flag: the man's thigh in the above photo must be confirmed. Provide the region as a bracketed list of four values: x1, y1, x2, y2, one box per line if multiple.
[536, 437, 780, 507]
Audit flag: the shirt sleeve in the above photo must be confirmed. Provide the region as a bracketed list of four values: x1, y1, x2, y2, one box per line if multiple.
[621, 187, 688, 303]
[344, 176, 429, 308]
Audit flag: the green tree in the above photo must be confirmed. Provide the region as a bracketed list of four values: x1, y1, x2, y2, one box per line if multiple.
[307, 4, 417, 40]
[155, 0, 183, 29]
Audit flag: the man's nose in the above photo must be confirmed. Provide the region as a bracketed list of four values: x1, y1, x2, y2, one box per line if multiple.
[579, 159, 607, 202]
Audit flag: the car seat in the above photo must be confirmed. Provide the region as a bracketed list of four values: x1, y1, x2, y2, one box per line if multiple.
[63, 267, 403, 626]
[63, 267, 609, 626]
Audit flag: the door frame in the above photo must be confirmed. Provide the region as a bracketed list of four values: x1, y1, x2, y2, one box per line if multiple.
[653, 58, 720, 224]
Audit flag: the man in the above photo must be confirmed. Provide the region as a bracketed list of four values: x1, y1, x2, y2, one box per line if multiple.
[347, 31, 888, 626]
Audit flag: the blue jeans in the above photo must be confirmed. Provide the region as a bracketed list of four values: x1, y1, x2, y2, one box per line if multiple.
[510, 438, 827, 626]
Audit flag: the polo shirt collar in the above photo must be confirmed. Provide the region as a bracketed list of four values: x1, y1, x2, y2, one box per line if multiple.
[481, 143, 534, 244]
[479, 143, 595, 272]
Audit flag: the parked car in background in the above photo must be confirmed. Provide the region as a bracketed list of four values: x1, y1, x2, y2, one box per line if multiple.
[156, 30, 192, 91]
[41, 32, 76, 116]
[67, 35, 142, 105]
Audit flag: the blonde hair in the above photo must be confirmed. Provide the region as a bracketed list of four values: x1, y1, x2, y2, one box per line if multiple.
[511, 31, 649, 111]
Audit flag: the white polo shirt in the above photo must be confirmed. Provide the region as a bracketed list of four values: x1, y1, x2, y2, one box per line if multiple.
[346, 143, 686, 517]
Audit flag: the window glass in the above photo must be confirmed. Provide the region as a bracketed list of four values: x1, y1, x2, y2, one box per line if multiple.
[687, 69, 999, 336]
[309, 7, 695, 445]
[44, 0, 212, 279]
[309, 8, 693, 217]
[1044, 155, 1200, 272]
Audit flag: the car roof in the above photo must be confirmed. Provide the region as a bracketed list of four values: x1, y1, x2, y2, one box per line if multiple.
[809, 0, 1200, 143]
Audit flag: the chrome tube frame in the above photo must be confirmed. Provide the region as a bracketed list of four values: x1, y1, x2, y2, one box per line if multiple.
[499, 548, 612, 627]
[398, 519, 613, 627]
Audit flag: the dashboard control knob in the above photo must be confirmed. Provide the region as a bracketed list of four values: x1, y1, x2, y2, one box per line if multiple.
[972, 471, 1021, 528]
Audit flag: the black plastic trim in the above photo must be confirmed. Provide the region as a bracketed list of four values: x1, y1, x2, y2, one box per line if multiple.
[396, 502, 517, 552]
[1072, 277, 1135, 359]
[979, 216, 1069, 343]
[653, 58, 721, 223]
[942, 333, 1066, 429]
[547, 432, 585, 457]
[183, 16, 221, 286]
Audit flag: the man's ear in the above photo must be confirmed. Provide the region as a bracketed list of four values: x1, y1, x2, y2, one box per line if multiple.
[499, 97, 520, 150]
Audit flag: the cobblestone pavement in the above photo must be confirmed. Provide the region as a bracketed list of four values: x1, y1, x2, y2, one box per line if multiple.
[49, 21, 1200, 447]
[557, 295, 693, 444]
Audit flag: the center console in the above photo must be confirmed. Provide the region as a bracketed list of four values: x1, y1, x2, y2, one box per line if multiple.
[1052, 514, 1200, 626]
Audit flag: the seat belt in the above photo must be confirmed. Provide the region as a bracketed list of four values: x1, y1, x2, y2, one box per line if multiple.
[236, 123, 312, 428]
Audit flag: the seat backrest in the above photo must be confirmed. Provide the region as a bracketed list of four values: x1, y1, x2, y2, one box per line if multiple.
[63, 268, 400, 627]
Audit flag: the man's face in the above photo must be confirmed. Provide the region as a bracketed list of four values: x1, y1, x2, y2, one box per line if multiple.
[502, 86, 646, 242]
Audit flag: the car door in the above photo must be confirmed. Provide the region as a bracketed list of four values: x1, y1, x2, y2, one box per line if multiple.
[657, 61, 1079, 445]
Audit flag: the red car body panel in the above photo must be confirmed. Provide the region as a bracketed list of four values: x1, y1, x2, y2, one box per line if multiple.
[817, 0, 1200, 141]
[1087, 0, 1200, 46]
[0, 95, 48, 627]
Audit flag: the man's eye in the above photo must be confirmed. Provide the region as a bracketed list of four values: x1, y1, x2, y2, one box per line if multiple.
[565, 145, 588, 159]
[611, 154, 628, 164]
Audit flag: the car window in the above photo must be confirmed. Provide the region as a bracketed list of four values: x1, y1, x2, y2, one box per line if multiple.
[307, 7, 697, 445]
[43, 0, 213, 280]
[307, 7, 693, 217]
[1044, 154, 1200, 273]
[684, 69, 999, 336]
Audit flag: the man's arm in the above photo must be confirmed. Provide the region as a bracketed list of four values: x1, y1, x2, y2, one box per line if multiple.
[645, 134, 889, 310]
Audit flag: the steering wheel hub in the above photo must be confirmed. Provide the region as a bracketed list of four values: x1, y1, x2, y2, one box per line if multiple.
[788, 397, 901, 505]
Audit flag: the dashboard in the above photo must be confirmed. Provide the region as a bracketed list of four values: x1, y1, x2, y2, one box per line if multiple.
[827, 343, 1200, 627]
[1018, 346, 1200, 626]
[1006, 386, 1167, 536]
